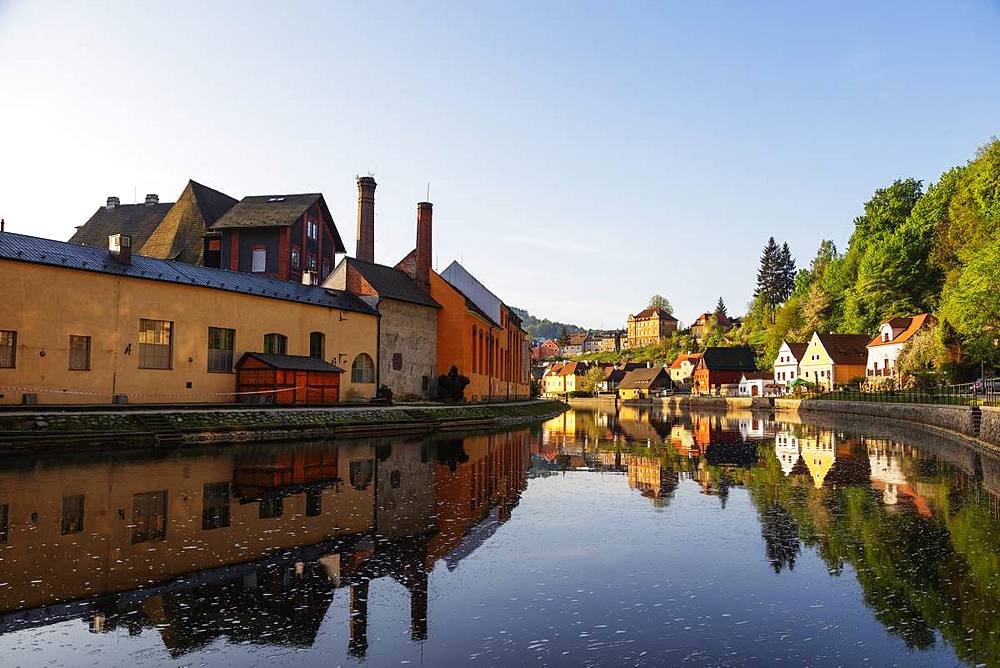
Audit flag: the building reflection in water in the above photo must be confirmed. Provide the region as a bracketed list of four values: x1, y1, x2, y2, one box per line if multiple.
[0, 429, 530, 658]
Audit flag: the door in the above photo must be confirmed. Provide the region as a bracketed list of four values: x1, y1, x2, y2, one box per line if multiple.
[294, 371, 309, 404]
[751, 384, 759, 397]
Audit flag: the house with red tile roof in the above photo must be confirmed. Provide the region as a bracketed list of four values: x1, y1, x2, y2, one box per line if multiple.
[668, 352, 702, 387]
[865, 314, 936, 378]
[626, 307, 678, 348]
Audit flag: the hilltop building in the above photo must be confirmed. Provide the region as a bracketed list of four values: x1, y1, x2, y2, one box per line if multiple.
[691, 312, 734, 343]
[626, 307, 678, 348]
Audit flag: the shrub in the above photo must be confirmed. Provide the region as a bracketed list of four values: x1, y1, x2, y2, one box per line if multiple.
[437, 366, 470, 402]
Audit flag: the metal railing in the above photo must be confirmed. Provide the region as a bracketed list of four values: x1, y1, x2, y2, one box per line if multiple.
[802, 378, 1000, 407]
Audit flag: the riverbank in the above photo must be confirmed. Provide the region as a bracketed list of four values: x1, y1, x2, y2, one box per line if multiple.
[567, 396, 768, 410]
[0, 400, 569, 453]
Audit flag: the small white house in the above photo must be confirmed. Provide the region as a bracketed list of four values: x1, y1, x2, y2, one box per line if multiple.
[773, 341, 807, 393]
[774, 431, 802, 476]
[739, 372, 778, 397]
[865, 314, 935, 378]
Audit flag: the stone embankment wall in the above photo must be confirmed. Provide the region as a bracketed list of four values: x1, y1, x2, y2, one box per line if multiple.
[981, 407, 1000, 448]
[776, 397, 998, 445]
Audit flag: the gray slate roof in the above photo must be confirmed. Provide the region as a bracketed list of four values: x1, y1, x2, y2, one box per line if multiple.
[0, 231, 376, 315]
[70, 201, 173, 249]
[237, 352, 345, 372]
[699, 346, 758, 371]
[349, 258, 440, 309]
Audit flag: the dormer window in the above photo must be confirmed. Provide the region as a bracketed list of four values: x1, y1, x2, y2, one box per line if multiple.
[883, 332, 890, 342]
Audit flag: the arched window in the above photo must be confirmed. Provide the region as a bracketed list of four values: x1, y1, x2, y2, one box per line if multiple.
[351, 353, 375, 383]
[263, 333, 287, 355]
[472, 326, 478, 373]
[309, 332, 325, 359]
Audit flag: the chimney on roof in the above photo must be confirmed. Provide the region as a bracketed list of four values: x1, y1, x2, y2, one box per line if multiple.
[109, 234, 132, 266]
[302, 269, 315, 286]
[416, 202, 432, 293]
[144, 193, 159, 207]
[106, 196, 119, 210]
[355, 176, 376, 263]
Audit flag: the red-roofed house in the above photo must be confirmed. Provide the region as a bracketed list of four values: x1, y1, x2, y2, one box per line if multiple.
[866, 314, 936, 377]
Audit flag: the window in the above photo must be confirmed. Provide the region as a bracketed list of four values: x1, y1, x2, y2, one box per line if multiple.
[307, 253, 317, 270]
[351, 353, 375, 383]
[349, 460, 374, 490]
[0, 504, 7, 543]
[322, 259, 331, 278]
[138, 319, 172, 369]
[68, 335, 91, 370]
[207, 238, 222, 252]
[392, 352, 403, 371]
[251, 247, 267, 273]
[291, 247, 301, 271]
[131, 491, 167, 544]
[207, 327, 235, 373]
[309, 332, 325, 359]
[264, 333, 287, 355]
[61, 495, 85, 534]
[202, 482, 230, 530]
[307, 220, 318, 240]
[259, 497, 283, 519]
[305, 490, 322, 517]
[0, 331, 15, 368]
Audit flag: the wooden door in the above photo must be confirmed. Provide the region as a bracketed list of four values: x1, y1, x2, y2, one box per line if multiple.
[294, 371, 308, 404]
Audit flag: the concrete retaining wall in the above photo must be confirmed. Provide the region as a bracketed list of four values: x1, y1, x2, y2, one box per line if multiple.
[981, 407, 1000, 448]
[797, 399, 976, 437]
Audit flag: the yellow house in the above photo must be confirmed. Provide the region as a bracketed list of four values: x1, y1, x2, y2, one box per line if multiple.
[797, 332, 869, 391]
[0, 232, 379, 404]
[799, 430, 836, 488]
[617, 367, 671, 401]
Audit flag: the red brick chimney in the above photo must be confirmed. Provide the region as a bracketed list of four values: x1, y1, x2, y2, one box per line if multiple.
[355, 176, 376, 262]
[415, 202, 432, 293]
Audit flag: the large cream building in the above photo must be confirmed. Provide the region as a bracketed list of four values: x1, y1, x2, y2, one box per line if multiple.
[0, 232, 379, 405]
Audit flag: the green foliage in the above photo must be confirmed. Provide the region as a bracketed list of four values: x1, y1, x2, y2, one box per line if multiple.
[714, 297, 728, 319]
[579, 365, 605, 395]
[736, 138, 1000, 379]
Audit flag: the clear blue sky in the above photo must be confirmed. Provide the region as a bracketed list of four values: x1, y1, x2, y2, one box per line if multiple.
[1, 1, 998, 329]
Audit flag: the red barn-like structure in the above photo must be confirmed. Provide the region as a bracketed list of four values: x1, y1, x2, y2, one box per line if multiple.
[235, 353, 344, 405]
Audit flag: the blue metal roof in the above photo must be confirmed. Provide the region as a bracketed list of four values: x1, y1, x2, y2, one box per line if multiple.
[0, 231, 377, 315]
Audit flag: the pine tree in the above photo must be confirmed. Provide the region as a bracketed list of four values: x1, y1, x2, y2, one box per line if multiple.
[755, 237, 782, 308]
[779, 242, 796, 301]
[714, 297, 728, 320]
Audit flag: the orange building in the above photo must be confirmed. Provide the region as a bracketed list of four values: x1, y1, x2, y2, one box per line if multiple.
[428, 265, 530, 401]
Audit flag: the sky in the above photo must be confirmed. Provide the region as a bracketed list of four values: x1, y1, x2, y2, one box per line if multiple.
[1, 1, 998, 329]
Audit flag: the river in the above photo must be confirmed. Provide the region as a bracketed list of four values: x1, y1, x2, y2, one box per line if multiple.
[1, 406, 1000, 666]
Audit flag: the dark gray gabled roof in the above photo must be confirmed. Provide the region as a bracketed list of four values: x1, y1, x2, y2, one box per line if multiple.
[699, 346, 758, 371]
[70, 201, 173, 249]
[348, 258, 440, 309]
[237, 352, 345, 372]
[211, 193, 346, 253]
[0, 232, 377, 315]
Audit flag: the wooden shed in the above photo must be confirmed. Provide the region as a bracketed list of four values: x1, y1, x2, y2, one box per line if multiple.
[235, 353, 344, 405]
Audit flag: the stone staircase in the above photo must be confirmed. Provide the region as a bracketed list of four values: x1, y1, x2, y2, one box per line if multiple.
[135, 413, 185, 446]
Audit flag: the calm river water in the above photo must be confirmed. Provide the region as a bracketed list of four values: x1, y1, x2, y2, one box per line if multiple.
[2, 406, 1000, 666]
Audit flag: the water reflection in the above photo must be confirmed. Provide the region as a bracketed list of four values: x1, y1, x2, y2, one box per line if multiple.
[4, 409, 1000, 665]
[0, 431, 528, 660]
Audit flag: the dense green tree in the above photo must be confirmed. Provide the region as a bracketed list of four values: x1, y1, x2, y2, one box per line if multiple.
[558, 325, 571, 346]
[939, 236, 1000, 367]
[714, 297, 728, 319]
[778, 242, 796, 301]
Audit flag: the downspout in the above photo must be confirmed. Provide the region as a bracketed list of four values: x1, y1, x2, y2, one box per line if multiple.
[375, 304, 382, 393]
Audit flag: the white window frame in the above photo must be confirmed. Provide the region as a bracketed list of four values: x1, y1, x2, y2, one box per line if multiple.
[251, 247, 267, 273]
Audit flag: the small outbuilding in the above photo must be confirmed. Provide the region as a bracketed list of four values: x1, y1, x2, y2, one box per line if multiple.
[235, 353, 345, 405]
[618, 367, 673, 401]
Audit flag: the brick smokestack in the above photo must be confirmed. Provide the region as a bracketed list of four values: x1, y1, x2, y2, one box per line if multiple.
[416, 202, 432, 293]
[355, 176, 376, 262]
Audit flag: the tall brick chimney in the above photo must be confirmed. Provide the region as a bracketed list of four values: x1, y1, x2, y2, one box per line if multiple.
[355, 176, 376, 262]
[415, 202, 432, 293]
